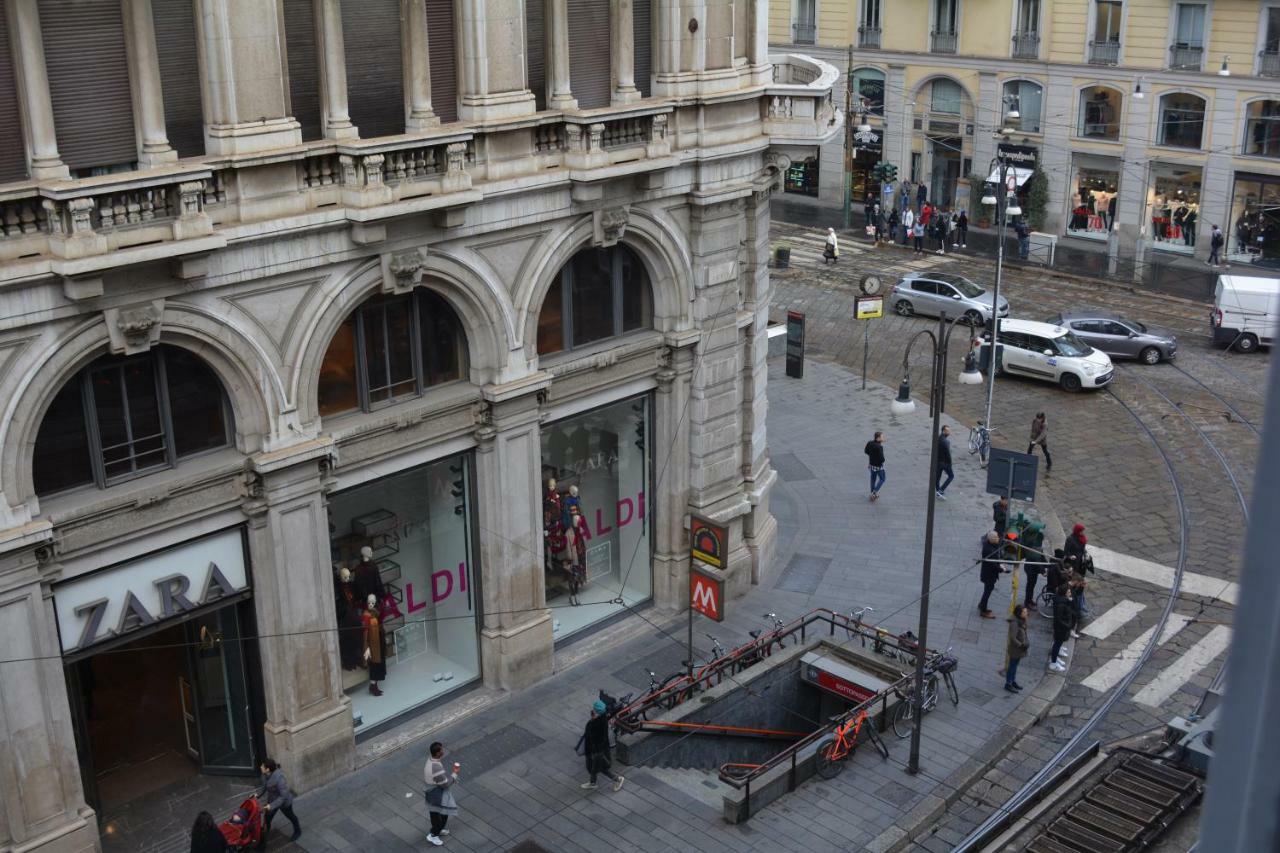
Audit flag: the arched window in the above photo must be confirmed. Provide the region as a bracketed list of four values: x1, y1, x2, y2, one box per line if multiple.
[1003, 80, 1043, 133]
[1077, 86, 1122, 140]
[318, 288, 467, 416]
[33, 346, 232, 496]
[930, 78, 964, 115]
[1158, 93, 1206, 149]
[537, 244, 653, 356]
[1244, 101, 1280, 158]
[851, 68, 885, 115]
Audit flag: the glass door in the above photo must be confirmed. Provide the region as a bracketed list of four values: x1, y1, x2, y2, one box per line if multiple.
[185, 605, 256, 773]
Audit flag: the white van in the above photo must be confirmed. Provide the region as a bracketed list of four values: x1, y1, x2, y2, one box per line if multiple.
[1212, 275, 1279, 353]
[981, 319, 1114, 391]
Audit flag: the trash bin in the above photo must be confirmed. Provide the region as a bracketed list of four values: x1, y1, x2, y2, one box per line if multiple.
[977, 340, 1004, 373]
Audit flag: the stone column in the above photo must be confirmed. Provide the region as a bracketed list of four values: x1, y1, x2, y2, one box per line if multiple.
[123, 0, 177, 166]
[1039, 75, 1073, 235]
[884, 64, 911, 185]
[196, 0, 302, 153]
[1197, 94, 1236, 263]
[8, 0, 68, 179]
[651, 334, 695, 610]
[475, 376, 554, 691]
[243, 440, 353, 793]
[315, 0, 357, 139]
[547, 0, 576, 109]
[1115, 88, 1153, 262]
[456, 0, 535, 121]
[403, 0, 438, 130]
[747, 0, 770, 85]
[971, 71, 998, 173]
[0, 526, 98, 853]
[611, 0, 640, 105]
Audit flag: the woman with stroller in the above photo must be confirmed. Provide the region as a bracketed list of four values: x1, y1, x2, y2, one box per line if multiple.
[257, 758, 301, 848]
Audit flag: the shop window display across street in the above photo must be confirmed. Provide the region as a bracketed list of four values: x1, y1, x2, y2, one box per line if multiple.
[542, 395, 653, 639]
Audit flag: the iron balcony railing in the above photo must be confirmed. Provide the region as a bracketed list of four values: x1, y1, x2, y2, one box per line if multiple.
[931, 30, 958, 54]
[1169, 43, 1203, 71]
[1012, 32, 1039, 59]
[858, 24, 882, 49]
[1088, 40, 1121, 65]
[1260, 49, 1280, 78]
[793, 21, 816, 44]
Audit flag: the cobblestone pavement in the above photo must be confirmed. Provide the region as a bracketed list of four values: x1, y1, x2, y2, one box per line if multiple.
[766, 216, 1269, 849]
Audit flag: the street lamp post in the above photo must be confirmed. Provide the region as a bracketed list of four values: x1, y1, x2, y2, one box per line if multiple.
[890, 313, 984, 775]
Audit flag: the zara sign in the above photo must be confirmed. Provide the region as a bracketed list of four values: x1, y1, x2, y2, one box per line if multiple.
[54, 528, 250, 654]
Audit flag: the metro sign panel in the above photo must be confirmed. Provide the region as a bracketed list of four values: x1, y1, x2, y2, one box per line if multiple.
[690, 567, 724, 622]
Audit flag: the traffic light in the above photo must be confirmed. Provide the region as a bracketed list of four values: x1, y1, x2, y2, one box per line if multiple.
[881, 162, 898, 183]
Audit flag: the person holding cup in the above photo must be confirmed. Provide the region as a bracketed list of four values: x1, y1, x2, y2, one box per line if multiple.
[424, 741, 459, 846]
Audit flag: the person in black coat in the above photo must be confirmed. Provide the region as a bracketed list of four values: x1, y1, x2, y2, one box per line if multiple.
[979, 531, 1006, 618]
[993, 496, 1010, 535]
[190, 811, 228, 853]
[865, 431, 886, 501]
[1049, 585, 1073, 671]
[580, 700, 624, 791]
[935, 425, 954, 498]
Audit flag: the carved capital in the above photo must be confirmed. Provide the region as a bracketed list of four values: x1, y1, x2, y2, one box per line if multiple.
[68, 197, 95, 235]
[650, 114, 668, 143]
[592, 205, 630, 248]
[380, 247, 427, 294]
[565, 124, 583, 151]
[446, 142, 467, 175]
[363, 154, 385, 187]
[339, 154, 359, 187]
[104, 299, 165, 356]
[177, 181, 205, 218]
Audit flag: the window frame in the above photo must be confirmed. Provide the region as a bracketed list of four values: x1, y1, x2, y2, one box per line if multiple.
[1156, 91, 1206, 149]
[1243, 99, 1280, 158]
[851, 67, 886, 115]
[1076, 85, 1124, 141]
[538, 245, 653, 357]
[1003, 79, 1044, 133]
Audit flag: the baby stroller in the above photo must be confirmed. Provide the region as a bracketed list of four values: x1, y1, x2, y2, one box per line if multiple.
[219, 797, 264, 849]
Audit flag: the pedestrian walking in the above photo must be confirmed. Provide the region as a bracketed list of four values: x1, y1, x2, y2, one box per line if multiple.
[580, 700, 625, 792]
[257, 758, 301, 848]
[865, 431, 886, 501]
[1049, 584, 1073, 671]
[912, 220, 925, 254]
[933, 213, 947, 254]
[957, 210, 968, 247]
[1026, 412, 1051, 472]
[1004, 605, 1029, 692]
[424, 741, 460, 845]
[1015, 219, 1031, 260]
[190, 811, 228, 853]
[1208, 224, 1224, 267]
[992, 495, 1010, 536]
[888, 208, 900, 244]
[902, 207, 915, 246]
[823, 227, 839, 264]
[935, 425, 954, 499]
[979, 530, 1005, 618]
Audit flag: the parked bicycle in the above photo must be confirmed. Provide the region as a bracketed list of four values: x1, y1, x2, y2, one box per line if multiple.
[968, 421, 999, 463]
[890, 646, 960, 738]
[815, 710, 890, 779]
[737, 613, 789, 672]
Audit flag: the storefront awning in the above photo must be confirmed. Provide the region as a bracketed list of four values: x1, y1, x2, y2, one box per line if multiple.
[985, 166, 1034, 187]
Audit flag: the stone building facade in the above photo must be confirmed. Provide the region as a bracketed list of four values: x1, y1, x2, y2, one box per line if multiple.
[0, 2, 837, 850]
[772, 0, 1280, 265]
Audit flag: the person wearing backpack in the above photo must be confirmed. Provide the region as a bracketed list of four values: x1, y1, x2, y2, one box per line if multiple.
[1208, 224, 1224, 267]
[580, 700, 625, 792]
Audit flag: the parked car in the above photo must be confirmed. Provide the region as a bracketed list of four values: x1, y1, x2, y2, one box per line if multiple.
[890, 272, 1010, 325]
[979, 319, 1113, 391]
[1211, 275, 1278, 353]
[1045, 310, 1177, 364]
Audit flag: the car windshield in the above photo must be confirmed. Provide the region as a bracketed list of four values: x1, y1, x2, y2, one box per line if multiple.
[950, 278, 985, 298]
[1055, 332, 1093, 357]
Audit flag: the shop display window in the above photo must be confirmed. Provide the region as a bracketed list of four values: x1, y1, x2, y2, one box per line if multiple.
[1228, 177, 1280, 263]
[1067, 166, 1118, 241]
[327, 453, 479, 733]
[1243, 101, 1280, 159]
[1148, 167, 1201, 253]
[541, 395, 652, 639]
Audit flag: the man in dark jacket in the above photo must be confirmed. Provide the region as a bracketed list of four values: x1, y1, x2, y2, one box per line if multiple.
[979, 531, 1005, 618]
[1049, 585, 1073, 671]
[993, 496, 1010, 535]
[865, 431, 886, 501]
[580, 700, 624, 792]
[935, 425, 954, 499]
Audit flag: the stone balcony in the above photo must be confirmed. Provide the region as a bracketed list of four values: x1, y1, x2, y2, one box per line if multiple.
[0, 57, 837, 291]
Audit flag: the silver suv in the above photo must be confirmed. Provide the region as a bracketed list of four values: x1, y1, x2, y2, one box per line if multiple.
[891, 272, 1011, 326]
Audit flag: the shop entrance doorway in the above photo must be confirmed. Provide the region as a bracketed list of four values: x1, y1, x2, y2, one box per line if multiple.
[929, 139, 961, 208]
[67, 600, 259, 816]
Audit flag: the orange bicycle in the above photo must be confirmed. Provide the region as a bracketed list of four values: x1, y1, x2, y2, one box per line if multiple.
[814, 710, 890, 779]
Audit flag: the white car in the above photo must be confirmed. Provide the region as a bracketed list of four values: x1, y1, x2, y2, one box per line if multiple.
[981, 319, 1114, 391]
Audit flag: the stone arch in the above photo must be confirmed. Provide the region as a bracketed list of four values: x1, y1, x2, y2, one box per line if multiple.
[1, 307, 278, 508]
[1075, 84, 1126, 139]
[294, 252, 515, 423]
[1154, 89, 1208, 148]
[910, 74, 975, 116]
[515, 207, 695, 365]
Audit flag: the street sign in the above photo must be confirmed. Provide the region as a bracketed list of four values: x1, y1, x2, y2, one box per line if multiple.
[690, 566, 725, 622]
[785, 311, 805, 378]
[691, 514, 728, 568]
[855, 295, 883, 319]
[986, 448, 1039, 501]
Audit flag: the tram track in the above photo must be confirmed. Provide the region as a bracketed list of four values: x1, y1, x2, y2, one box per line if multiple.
[1167, 361, 1264, 434]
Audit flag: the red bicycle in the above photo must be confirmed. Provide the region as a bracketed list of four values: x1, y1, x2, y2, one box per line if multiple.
[814, 710, 890, 779]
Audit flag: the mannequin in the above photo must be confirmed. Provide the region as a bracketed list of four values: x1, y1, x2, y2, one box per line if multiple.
[545, 478, 562, 518]
[562, 484, 581, 524]
[362, 593, 387, 696]
[353, 545, 384, 607]
[564, 503, 590, 605]
[334, 566, 363, 671]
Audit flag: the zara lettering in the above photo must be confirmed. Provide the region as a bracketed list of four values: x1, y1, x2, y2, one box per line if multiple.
[70, 561, 243, 651]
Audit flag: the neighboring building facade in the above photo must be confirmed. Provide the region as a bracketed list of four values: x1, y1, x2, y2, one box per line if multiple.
[0, 2, 837, 850]
[772, 0, 1280, 263]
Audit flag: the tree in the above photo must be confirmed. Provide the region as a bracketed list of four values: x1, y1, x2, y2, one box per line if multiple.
[1025, 168, 1050, 232]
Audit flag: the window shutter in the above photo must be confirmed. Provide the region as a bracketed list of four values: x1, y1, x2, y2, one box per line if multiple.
[567, 0, 610, 109]
[41, 0, 137, 172]
[341, 0, 405, 138]
[425, 0, 457, 123]
[633, 0, 651, 97]
[525, 0, 545, 110]
[282, 0, 322, 141]
[0, 8, 27, 183]
[151, 0, 204, 157]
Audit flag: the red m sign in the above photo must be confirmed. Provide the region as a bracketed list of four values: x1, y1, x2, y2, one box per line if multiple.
[690, 568, 724, 622]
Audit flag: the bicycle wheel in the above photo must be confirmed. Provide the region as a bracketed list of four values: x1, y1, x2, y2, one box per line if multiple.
[967, 429, 981, 455]
[944, 672, 960, 707]
[815, 738, 846, 779]
[892, 699, 913, 739]
[866, 725, 891, 760]
[923, 676, 939, 713]
[1038, 590, 1055, 619]
[659, 673, 686, 709]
